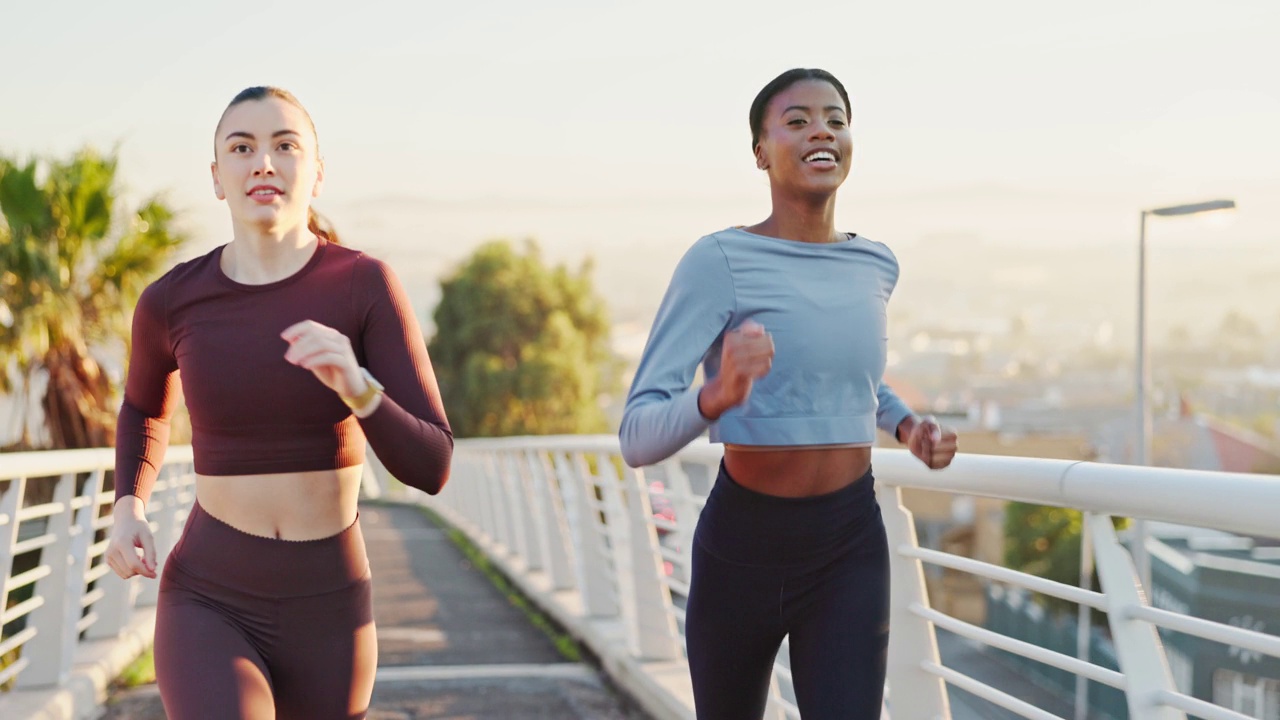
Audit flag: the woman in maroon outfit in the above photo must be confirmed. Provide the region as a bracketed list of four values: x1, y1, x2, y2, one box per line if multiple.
[104, 87, 453, 719]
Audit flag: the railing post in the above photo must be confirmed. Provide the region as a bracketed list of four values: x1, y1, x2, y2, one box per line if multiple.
[1088, 514, 1185, 720]
[513, 454, 546, 572]
[450, 454, 483, 537]
[656, 458, 700, 591]
[877, 482, 951, 719]
[483, 453, 512, 552]
[87, 483, 141, 640]
[0, 476, 29, 681]
[594, 453, 636, 628]
[16, 473, 79, 688]
[463, 454, 487, 534]
[1076, 511, 1095, 720]
[500, 452, 531, 559]
[523, 450, 576, 591]
[609, 456, 681, 660]
[501, 452, 535, 568]
[66, 470, 106, 634]
[558, 452, 618, 618]
[469, 454, 494, 541]
[0, 476, 29, 678]
[471, 450, 494, 540]
[446, 454, 480, 534]
[0, 476, 25, 583]
[489, 453, 516, 554]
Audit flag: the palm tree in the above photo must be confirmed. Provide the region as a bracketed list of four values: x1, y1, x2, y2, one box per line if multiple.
[0, 147, 187, 450]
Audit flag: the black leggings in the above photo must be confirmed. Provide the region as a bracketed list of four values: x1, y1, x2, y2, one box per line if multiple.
[685, 462, 890, 720]
[154, 502, 377, 719]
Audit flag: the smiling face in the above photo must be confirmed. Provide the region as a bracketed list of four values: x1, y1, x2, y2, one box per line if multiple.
[211, 96, 324, 234]
[753, 79, 853, 198]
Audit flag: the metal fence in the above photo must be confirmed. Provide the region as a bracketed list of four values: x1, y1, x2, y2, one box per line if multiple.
[5, 436, 1280, 720]
[1, 447, 194, 693]
[423, 436, 1280, 720]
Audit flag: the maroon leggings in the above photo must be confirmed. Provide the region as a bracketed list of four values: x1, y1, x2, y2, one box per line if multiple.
[155, 502, 377, 719]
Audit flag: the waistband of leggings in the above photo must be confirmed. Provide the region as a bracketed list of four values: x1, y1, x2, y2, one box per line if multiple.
[711, 459, 875, 509]
[696, 460, 880, 565]
[167, 501, 369, 598]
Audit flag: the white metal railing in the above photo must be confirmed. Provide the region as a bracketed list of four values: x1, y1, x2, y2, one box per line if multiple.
[5, 437, 1279, 720]
[0, 446, 195, 694]
[415, 435, 1280, 720]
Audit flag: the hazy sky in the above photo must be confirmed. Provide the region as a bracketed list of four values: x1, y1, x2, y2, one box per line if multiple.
[4, 1, 1279, 303]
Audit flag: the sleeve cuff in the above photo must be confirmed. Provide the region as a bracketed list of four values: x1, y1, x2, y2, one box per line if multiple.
[879, 405, 915, 440]
[619, 390, 714, 468]
[677, 388, 714, 434]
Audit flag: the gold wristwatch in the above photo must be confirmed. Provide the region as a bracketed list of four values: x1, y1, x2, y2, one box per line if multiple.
[342, 368, 385, 411]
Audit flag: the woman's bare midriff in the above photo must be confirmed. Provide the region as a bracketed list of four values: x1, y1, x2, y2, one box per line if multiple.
[723, 445, 873, 498]
[194, 466, 364, 540]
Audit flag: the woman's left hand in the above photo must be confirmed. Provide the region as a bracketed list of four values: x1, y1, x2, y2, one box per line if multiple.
[906, 415, 958, 470]
[281, 320, 367, 398]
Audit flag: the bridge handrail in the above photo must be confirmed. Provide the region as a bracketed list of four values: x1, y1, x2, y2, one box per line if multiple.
[1, 446, 196, 698]
[419, 436, 1280, 720]
[6, 437, 1279, 720]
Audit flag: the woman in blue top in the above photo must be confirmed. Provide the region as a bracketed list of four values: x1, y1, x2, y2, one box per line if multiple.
[620, 68, 959, 719]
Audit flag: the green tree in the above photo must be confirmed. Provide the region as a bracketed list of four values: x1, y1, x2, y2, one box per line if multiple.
[429, 239, 619, 437]
[0, 148, 187, 449]
[1004, 503, 1129, 616]
[1005, 503, 1084, 588]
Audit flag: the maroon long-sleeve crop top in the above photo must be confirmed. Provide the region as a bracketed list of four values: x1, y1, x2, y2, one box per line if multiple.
[114, 238, 453, 503]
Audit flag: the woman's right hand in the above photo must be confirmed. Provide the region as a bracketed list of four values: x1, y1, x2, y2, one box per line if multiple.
[106, 496, 158, 580]
[699, 320, 775, 420]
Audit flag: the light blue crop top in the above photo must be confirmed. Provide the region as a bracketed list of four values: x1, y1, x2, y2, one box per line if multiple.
[618, 227, 914, 468]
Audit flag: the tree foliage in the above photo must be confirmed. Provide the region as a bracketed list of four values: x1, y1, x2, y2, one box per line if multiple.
[0, 148, 187, 449]
[1004, 502, 1129, 615]
[1004, 503, 1086, 588]
[428, 239, 619, 438]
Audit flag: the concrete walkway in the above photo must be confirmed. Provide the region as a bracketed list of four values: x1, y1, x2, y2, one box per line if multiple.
[97, 504, 650, 719]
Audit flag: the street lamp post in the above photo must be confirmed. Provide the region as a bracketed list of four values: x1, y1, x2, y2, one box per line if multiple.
[1072, 199, 1235, 720]
[1132, 198, 1236, 590]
